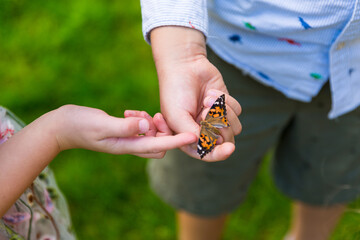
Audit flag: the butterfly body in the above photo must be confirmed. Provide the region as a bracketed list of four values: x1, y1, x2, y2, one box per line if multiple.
[197, 94, 230, 159]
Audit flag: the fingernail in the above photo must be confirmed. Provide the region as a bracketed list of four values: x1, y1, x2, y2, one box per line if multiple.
[139, 119, 149, 133]
[154, 113, 163, 120]
[141, 111, 151, 119]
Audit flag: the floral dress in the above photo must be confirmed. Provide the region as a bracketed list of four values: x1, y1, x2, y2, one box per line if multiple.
[0, 107, 76, 240]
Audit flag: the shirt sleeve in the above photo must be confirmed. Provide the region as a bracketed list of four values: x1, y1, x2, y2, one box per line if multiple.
[140, 0, 208, 44]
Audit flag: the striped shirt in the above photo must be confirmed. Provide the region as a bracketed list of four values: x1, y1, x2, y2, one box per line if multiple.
[141, 0, 360, 118]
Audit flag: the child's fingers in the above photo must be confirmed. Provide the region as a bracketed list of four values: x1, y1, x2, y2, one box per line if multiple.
[108, 132, 197, 154]
[103, 117, 150, 137]
[124, 110, 138, 118]
[125, 113, 180, 157]
[137, 132, 196, 153]
[124, 110, 157, 136]
[219, 127, 235, 144]
[180, 142, 235, 162]
[205, 89, 242, 116]
[223, 104, 242, 136]
[124, 110, 150, 118]
[201, 142, 235, 162]
[134, 152, 166, 159]
[142, 112, 157, 137]
[153, 113, 173, 136]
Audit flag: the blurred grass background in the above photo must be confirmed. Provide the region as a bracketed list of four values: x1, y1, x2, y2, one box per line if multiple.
[1, 0, 360, 239]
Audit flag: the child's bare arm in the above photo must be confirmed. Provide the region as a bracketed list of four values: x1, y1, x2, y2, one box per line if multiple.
[0, 105, 196, 216]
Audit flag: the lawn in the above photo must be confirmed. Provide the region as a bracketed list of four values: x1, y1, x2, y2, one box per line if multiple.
[1, 1, 360, 239]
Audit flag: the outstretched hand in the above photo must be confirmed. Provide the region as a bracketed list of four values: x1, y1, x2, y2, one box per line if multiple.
[55, 105, 197, 158]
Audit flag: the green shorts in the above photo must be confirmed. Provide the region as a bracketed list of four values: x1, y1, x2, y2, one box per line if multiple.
[147, 48, 360, 217]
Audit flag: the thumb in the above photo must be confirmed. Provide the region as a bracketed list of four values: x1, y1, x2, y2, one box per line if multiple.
[103, 117, 150, 137]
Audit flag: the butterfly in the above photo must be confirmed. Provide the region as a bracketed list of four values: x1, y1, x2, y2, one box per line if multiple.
[197, 94, 230, 159]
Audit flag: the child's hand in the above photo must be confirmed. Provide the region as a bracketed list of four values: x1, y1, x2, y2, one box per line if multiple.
[150, 27, 242, 161]
[124, 110, 186, 158]
[54, 105, 197, 158]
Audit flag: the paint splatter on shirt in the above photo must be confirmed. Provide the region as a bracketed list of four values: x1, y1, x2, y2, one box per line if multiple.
[299, 17, 312, 29]
[229, 34, 242, 44]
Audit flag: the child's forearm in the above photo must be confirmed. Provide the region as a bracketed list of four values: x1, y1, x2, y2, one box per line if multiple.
[0, 110, 60, 217]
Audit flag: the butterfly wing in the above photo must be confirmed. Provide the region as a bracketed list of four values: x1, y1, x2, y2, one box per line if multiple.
[197, 123, 219, 159]
[197, 94, 231, 159]
[205, 94, 230, 128]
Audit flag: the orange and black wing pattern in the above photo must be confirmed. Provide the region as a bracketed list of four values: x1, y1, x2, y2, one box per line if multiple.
[197, 94, 230, 159]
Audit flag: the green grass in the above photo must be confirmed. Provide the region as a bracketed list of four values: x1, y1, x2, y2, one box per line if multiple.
[1, 1, 360, 239]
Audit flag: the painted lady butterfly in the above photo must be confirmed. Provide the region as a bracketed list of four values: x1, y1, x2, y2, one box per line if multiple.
[197, 94, 230, 159]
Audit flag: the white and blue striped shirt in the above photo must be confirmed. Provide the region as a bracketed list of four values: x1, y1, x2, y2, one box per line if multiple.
[141, 0, 360, 118]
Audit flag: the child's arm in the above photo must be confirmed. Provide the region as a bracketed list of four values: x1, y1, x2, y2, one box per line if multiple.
[123, 110, 187, 159]
[0, 104, 197, 216]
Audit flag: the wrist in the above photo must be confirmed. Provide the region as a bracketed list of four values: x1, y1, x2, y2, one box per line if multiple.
[35, 109, 63, 154]
[150, 26, 207, 66]
[32, 106, 73, 153]
[49, 105, 78, 151]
